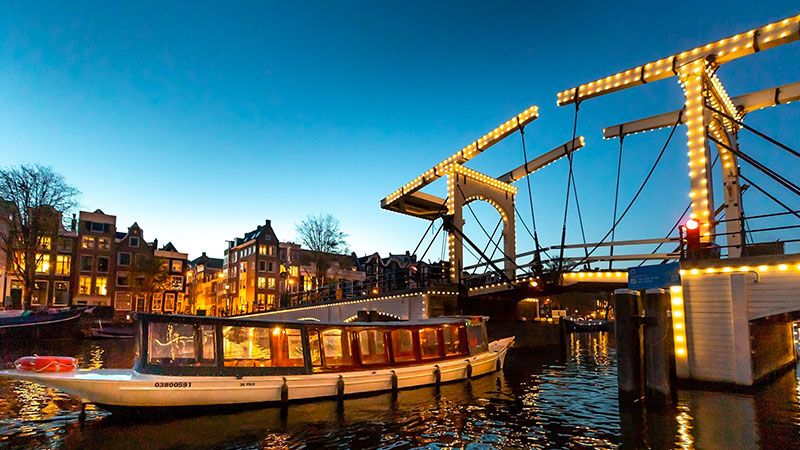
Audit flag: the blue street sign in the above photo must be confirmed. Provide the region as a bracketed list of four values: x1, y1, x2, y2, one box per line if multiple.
[627, 262, 681, 290]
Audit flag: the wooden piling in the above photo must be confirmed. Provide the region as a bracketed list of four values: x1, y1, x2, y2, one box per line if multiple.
[614, 289, 643, 402]
[643, 288, 674, 405]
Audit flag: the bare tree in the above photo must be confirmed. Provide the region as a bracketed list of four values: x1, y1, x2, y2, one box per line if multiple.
[0, 165, 79, 309]
[129, 252, 169, 310]
[296, 214, 349, 288]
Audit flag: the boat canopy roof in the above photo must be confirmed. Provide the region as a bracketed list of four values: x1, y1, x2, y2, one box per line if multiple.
[134, 313, 485, 328]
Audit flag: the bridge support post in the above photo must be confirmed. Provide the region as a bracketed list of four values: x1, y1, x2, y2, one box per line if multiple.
[643, 288, 675, 406]
[614, 289, 643, 402]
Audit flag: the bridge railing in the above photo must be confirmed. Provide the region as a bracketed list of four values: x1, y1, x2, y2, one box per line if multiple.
[280, 267, 453, 308]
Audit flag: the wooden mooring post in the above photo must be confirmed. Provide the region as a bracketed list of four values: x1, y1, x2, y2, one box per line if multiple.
[614, 289, 643, 402]
[642, 288, 675, 406]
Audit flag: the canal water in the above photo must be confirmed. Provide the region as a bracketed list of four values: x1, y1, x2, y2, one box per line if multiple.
[0, 333, 798, 449]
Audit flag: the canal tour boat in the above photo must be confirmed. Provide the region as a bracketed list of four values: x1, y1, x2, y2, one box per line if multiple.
[0, 313, 513, 411]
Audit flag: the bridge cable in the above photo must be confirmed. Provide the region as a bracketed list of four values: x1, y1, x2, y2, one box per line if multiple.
[558, 102, 590, 273]
[418, 222, 444, 263]
[456, 184, 531, 277]
[514, 205, 555, 262]
[408, 196, 449, 260]
[567, 116, 680, 271]
[637, 153, 720, 266]
[470, 219, 502, 275]
[609, 134, 625, 269]
[517, 121, 542, 261]
[738, 172, 800, 222]
[708, 135, 800, 197]
[705, 104, 800, 159]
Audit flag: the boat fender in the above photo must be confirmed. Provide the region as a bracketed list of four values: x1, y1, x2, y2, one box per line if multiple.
[390, 370, 398, 392]
[465, 360, 473, 379]
[433, 365, 441, 386]
[281, 377, 289, 403]
[336, 375, 345, 399]
[14, 356, 78, 373]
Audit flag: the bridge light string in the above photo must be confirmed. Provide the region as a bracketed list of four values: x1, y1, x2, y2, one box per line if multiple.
[248, 289, 459, 316]
[679, 261, 800, 276]
[679, 59, 714, 241]
[382, 106, 538, 206]
[670, 286, 689, 374]
[556, 14, 800, 106]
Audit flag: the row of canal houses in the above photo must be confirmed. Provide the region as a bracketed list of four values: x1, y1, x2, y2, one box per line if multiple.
[1, 209, 426, 317]
[0, 209, 189, 315]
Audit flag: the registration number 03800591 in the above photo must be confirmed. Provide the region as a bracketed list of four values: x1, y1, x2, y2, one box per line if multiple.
[153, 381, 192, 388]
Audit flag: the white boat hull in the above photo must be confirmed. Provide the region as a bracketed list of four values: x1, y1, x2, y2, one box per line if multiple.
[0, 337, 513, 409]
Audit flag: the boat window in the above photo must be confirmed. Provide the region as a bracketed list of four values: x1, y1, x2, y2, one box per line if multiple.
[358, 329, 387, 365]
[147, 322, 216, 366]
[418, 327, 440, 359]
[321, 328, 353, 367]
[308, 330, 322, 366]
[223, 326, 272, 367]
[466, 320, 488, 355]
[390, 329, 416, 362]
[442, 324, 463, 356]
[272, 327, 305, 367]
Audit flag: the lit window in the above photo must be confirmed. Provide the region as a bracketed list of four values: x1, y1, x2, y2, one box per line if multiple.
[391, 329, 416, 362]
[267, 294, 276, 308]
[164, 293, 175, 311]
[94, 276, 108, 296]
[419, 328, 440, 359]
[268, 246, 274, 256]
[97, 237, 110, 250]
[152, 293, 163, 311]
[39, 236, 52, 250]
[81, 236, 95, 249]
[267, 277, 276, 289]
[171, 260, 182, 273]
[55, 255, 71, 275]
[258, 277, 266, 288]
[257, 293, 265, 305]
[223, 326, 272, 367]
[321, 329, 353, 367]
[443, 325, 462, 356]
[289, 266, 299, 277]
[358, 329, 388, 365]
[148, 322, 215, 366]
[79, 276, 92, 294]
[114, 292, 132, 310]
[171, 276, 183, 290]
[258, 245, 267, 255]
[35, 254, 50, 273]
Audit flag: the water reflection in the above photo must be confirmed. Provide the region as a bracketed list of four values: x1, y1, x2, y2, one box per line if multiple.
[0, 334, 798, 449]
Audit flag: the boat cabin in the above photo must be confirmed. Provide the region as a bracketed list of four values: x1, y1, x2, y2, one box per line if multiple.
[134, 314, 490, 376]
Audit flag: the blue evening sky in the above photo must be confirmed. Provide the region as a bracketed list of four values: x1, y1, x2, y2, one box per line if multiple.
[1, 2, 798, 264]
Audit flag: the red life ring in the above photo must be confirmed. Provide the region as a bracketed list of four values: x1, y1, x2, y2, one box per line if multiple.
[14, 356, 78, 373]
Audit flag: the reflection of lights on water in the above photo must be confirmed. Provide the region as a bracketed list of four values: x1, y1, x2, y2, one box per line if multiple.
[675, 404, 695, 450]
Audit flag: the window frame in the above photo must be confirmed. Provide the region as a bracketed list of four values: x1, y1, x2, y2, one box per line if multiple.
[134, 314, 312, 377]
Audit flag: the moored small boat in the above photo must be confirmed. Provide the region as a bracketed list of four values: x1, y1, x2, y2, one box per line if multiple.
[0, 313, 513, 412]
[0, 308, 85, 339]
